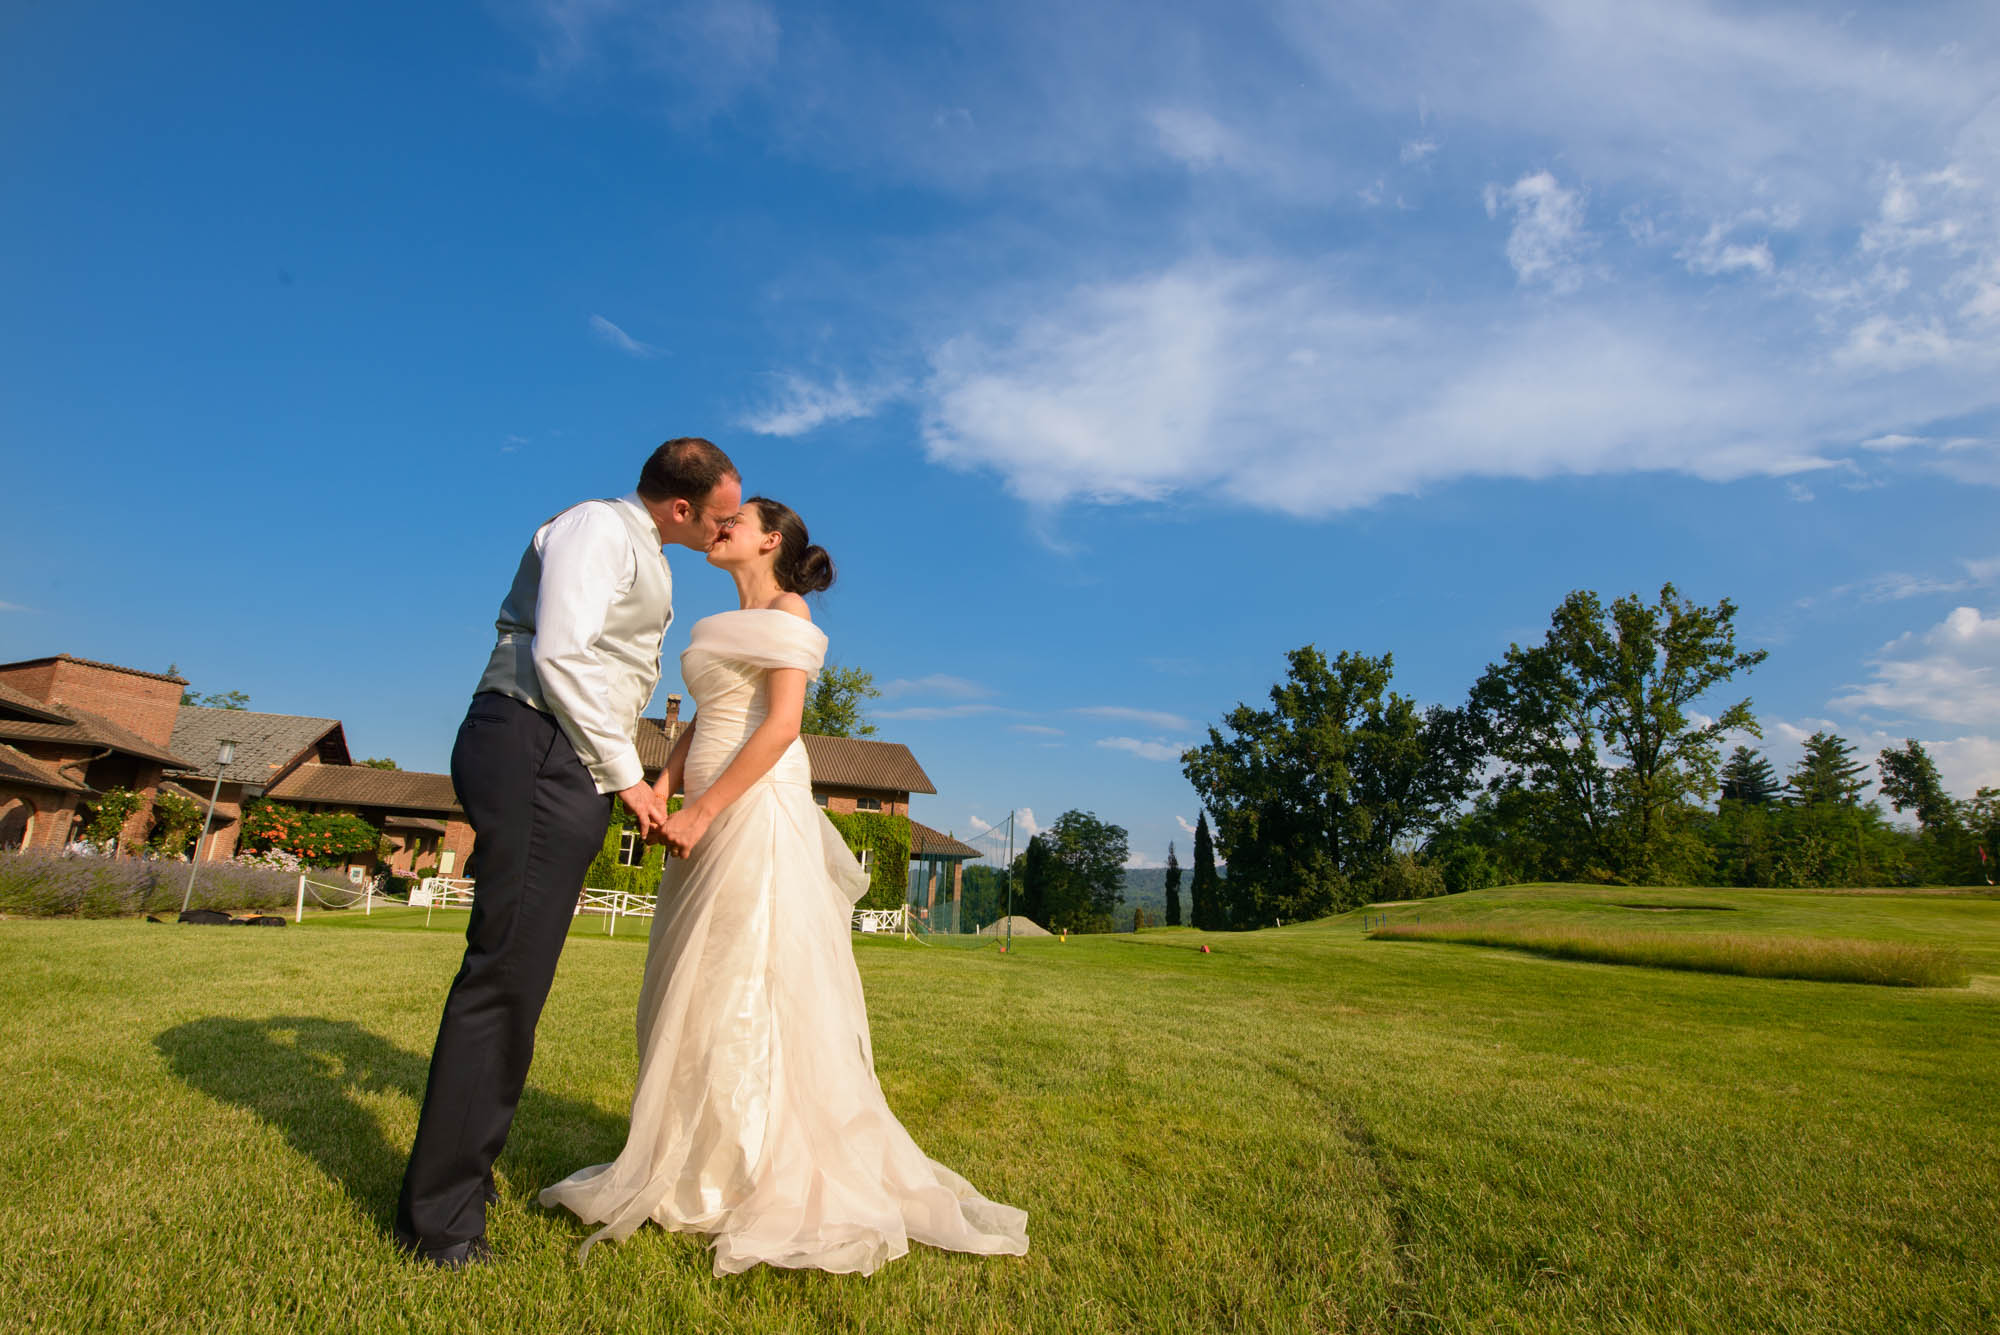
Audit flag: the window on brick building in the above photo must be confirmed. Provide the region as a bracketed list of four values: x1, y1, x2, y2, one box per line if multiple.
[858, 847, 872, 872]
[855, 796, 882, 812]
[813, 792, 828, 807]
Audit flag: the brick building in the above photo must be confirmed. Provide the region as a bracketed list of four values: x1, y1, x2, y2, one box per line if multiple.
[0, 653, 966, 905]
[0, 658, 195, 852]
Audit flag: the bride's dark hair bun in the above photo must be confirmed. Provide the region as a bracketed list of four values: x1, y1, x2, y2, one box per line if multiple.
[748, 496, 836, 596]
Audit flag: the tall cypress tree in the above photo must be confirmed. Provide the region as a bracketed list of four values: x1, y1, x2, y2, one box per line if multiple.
[1016, 834, 1054, 929]
[1190, 813, 1220, 930]
[1163, 841, 1183, 926]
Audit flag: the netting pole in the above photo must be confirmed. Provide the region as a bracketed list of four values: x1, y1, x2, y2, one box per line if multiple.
[1004, 811, 1016, 955]
[295, 874, 306, 924]
[365, 879, 373, 916]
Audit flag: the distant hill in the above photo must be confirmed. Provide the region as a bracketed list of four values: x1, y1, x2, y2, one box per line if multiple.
[1115, 866, 1224, 930]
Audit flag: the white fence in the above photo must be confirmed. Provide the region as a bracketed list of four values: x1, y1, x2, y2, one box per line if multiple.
[852, 905, 916, 939]
[576, 887, 657, 936]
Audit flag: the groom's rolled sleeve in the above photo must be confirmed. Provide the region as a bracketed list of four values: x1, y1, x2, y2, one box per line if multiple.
[529, 505, 645, 795]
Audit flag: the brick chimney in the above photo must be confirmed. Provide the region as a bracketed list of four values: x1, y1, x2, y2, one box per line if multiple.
[663, 694, 681, 728]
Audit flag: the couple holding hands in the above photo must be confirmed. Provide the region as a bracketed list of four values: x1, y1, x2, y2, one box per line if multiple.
[393, 436, 1028, 1275]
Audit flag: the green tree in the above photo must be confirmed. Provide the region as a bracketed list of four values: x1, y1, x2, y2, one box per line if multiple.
[1162, 841, 1182, 926]
[1039, 810, 1127, 933]
[1014, 834, 1054, 929]
[800, 663, 880, 738]
[1184, 646, 1477, 926]
[1877, 739, 1956, 832]
[169, 668, 250, 711]
[1788, 732, 1869, 807]
[1469, 584, 1765, 883]
[1719, 746, 1780, 805]
[360, 757, 400, 771]
[1190, 812, 1220, 930]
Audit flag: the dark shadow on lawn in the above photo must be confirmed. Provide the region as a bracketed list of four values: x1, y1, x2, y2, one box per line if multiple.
[154, 1016, 631, 1239]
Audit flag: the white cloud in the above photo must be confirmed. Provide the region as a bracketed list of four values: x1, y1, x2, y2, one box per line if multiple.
[1399, 137, 1438, 165]
[1073, 705, 1196, 731]
[520, 0, 781, 116]
[740, 372, 895, 437]
[880, 674, 991, 699]
[1124, 850, 1165, 869]
[1175, 814, 1197, 836]
[1862, 433, 1927, 451]
[922, 259, 1852, 516]
[589, 314, 664, 358]
[1831, 606, 2000, 730]
[1679, 221, 1775, 278]
[967, 807, 1039, 841]
[1096, 736, 1186, 762]
[1483, 171, 1590, 292]
[1011, 723, 1065, 736]
[0, 601, 31, 613]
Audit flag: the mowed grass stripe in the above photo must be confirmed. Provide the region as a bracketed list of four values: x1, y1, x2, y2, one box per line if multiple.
[1369, 921, 1973, 987]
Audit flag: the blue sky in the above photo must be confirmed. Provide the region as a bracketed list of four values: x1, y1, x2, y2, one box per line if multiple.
[6, 1, 2000, 865]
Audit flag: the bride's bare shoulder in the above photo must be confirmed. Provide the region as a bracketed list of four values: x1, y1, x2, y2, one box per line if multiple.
[764, 592, 813, 622]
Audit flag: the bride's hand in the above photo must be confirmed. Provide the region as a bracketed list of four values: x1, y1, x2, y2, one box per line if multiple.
[659, 803, 715, 859]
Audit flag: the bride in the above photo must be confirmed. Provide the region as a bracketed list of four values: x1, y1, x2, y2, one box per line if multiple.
[538, 497, 1029, 1276]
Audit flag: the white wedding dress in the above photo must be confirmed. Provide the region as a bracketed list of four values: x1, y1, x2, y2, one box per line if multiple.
[539, 609, 1029, 1275]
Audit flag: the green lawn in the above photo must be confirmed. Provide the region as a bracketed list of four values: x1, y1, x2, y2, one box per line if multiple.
[2, 885, 1995, 1333]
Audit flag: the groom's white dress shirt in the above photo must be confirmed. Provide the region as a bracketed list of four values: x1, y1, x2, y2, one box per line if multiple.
[475, 492, 674, 795]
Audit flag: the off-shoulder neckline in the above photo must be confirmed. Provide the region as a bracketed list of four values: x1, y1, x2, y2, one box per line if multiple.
[692, 607, 824, 631]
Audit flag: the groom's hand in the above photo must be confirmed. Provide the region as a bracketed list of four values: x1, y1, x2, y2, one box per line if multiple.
[658, 803, 715, 859]
[618, 783, 668, 841]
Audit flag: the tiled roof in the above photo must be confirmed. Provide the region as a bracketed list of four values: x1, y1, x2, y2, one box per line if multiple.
[800, 734, 936, 795]
[0, 681, 70, 725]
[910, 821, 981, 859]
[0, 703, 193, 769]
[267, 765, 461, 814]
[172, 706, 348, 782]
[382, 814, 448, 834]
[635, 716, 690, 772]
[0, 743, 89, 794]
[0, 654, 186, 684]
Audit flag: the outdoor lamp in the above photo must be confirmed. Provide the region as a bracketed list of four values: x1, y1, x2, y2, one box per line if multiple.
[180, 738, 240, 917]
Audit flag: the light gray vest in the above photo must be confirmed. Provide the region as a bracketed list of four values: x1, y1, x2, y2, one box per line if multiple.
[475, 498, 673, 740]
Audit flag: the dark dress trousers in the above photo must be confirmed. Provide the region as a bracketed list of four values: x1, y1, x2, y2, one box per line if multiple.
[394, 692, 612, 1250]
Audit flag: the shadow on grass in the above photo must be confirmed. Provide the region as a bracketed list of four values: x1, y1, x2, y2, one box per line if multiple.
[153, 1017, 631, 1239]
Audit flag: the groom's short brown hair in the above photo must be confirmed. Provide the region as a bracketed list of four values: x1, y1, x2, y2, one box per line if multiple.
[637, 437, 739, 504]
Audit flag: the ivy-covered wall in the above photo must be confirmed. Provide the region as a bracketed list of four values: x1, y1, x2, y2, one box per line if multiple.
[824, 809, 911, 910]
[582, 794, 678, 896]
[582, 797, 911, 910]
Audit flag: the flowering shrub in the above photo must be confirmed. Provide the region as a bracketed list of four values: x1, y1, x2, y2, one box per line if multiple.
[239, 800, 380, 867]
[0, 850, 298, 917]
[146, 788, 206, 857]
[84, 787, 145, 849]
[231, 847, 303, 872]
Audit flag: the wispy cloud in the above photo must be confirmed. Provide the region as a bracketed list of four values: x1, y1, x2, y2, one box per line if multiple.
[589, 314, 665, 359]
[1096, 736, 1186, 762]
[1175, 814, 1197, 836]
[0, 600, 32, 613]
[741, 372, 896, 437]
[874, 703, 1003, 721]
[1073, 705, 1196, 732]
[880, 674, 992, 700]
[1010, 723, 1064, 736]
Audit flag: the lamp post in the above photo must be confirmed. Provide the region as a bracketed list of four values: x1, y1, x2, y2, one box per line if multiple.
[181, 738, 237, 916]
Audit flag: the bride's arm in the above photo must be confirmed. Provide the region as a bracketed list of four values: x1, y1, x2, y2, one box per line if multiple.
[657, 667, 808, 857]
[655, 716, 695, 803]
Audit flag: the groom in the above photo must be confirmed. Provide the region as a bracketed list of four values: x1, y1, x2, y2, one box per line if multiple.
[394, 436, 741, 1267]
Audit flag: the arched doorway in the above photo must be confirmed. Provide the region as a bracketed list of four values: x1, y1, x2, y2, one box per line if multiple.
[0, 796, 34, 852]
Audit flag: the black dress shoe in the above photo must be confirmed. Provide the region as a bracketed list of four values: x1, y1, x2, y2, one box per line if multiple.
[484, 1178, 500, 1205]
[403, 1237, 494, 1270]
